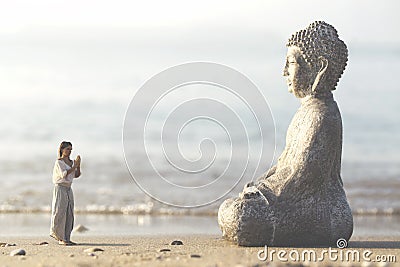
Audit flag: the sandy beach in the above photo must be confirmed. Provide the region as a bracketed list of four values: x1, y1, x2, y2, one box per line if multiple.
[0, 235, 398, 267]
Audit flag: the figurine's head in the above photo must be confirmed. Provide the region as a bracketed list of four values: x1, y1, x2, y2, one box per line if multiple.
[283, 21, 348, 98]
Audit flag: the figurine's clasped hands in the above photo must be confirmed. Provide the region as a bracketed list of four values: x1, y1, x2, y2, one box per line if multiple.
[75, 155, 81, 167]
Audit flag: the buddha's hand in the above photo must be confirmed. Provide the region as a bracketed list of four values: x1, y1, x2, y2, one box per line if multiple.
[240, 186, 262, 199]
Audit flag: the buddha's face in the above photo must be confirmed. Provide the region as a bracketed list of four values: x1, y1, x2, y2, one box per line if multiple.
[283, 46, 313, 98]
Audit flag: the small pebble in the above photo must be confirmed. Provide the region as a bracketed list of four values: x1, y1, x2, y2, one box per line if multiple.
[87, 253, 96, 257]
[69, 254, 75, 257]
[159, 248, 171, 252]
[74, 224, 89, 232]
[10, 249, 26, 256]
[122, 252, 133, 256]
[34, 242, 48, 246]
[84, 247, 104, 253]
[170, 240, 183, 245]
[190, 254, 201, 258]
[0, 243, 16, 247]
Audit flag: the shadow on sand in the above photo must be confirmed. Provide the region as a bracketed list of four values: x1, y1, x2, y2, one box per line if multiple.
[349, 241, 400, 249]
[74, 243, 131, 246]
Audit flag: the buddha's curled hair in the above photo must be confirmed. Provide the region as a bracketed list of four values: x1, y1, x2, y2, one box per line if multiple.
[287, 21, 348, 90]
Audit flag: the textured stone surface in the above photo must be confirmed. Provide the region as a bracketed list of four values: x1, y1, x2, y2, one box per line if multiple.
[218, 186, 275, 246]
[218, 21, 353, 246]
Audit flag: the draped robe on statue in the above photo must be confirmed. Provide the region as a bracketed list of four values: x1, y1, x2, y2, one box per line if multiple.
[218, 92, 353, 246]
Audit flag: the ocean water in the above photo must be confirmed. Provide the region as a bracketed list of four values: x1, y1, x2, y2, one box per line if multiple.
[0, 39, 399, 226]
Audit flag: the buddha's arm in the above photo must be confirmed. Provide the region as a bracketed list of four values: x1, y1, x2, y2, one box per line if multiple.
[256, 165, 277, 182]
[265, 165, 277, 178]
[256, 107, 341, 198]
[244, 165, 277, 190]
[255, 143, 289, 184]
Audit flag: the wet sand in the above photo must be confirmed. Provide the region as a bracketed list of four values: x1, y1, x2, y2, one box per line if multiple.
[0, 235, 399, 267]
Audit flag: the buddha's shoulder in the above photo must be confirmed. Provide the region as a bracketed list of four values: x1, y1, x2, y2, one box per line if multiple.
[306, 97, 339, 111]
[306, 100, 341, 122]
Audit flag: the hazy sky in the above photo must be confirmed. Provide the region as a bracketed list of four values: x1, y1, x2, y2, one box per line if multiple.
[0, 0, 399, 44]
[1, 0, 399, 100]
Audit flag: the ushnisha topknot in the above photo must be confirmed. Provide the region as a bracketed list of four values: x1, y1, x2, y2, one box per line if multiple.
[287, 21, 348, 91]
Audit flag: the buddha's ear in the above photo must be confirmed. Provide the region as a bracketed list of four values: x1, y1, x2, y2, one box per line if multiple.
[311, 56, 328, 93]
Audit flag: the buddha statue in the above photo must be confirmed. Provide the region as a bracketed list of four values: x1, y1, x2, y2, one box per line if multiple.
[218, 21, 353, 246]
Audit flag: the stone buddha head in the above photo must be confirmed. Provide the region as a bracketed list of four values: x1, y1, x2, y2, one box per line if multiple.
[283, 21, 348, 98]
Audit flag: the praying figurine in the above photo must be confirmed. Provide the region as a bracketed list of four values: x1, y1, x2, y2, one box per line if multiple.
[218, 21, 353, 246]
